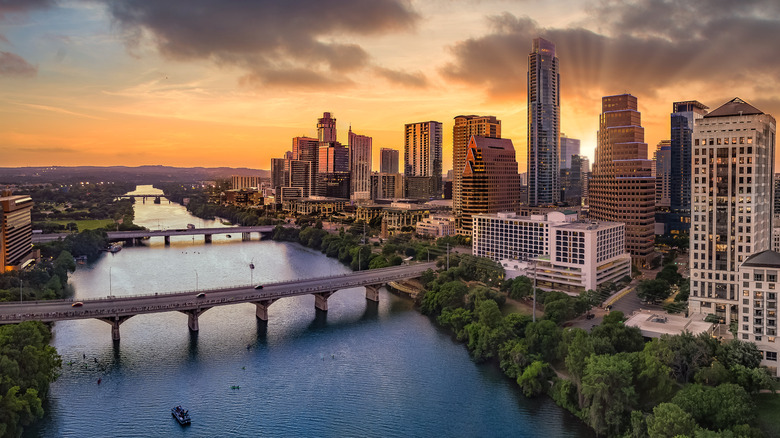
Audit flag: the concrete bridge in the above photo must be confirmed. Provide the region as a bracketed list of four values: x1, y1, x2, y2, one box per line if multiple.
[0, 262, 436, 341]
[32, 226, 278, 245]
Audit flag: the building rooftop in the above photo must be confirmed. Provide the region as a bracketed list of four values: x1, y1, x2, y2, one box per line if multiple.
[625, 310, 714, 338]
[742, 250, 780, 268]
[703, 97, 763, 119]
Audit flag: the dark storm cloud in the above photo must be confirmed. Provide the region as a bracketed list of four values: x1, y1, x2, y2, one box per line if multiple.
[104, 0, 420, 89]
[0, 51, 37, 77]
[374, 67, 428, 88]
[441, 1, 780, 102]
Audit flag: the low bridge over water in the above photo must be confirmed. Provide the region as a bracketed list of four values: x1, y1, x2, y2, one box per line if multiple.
[32, 225, 278, 245]
[0, 262, 436, 341]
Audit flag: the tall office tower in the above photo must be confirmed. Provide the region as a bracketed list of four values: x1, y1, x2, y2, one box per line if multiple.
[589, 94, 655, 266]
[288, 160, 312, 198]
[689, 97, 776, 323]
[348, 127, 372, 200]
[452, 115, 501, 222]
[560, 134, 580, 170]
[527, 37, 560, 206]
[562, 154, 587, 205]
[270, 158, 288, 192]
[460, 136, 520, 233]
[774, 174, 780, 215]
[1, 195, 33, 271]
[380, 148, 400, 174]
[654, 140, 671, 208]
[671, 101, 709, 215]
[284, 151, 293, 160]
[318, 142, 350, 198]
[371, 172, 405, 200]
[318, 112, 337, 143]
[293, 136, 319, 196]
[404, 121, 443, 199]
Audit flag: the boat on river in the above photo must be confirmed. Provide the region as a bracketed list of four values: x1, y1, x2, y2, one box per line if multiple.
[171, 405, 191, 425]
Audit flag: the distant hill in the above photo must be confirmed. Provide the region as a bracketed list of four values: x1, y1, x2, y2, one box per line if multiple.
[0, 165, 269, 185]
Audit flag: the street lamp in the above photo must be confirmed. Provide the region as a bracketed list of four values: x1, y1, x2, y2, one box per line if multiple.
[20, 280, 23, 303]
[109, 267, 112, 297]
[195, 270, 199, 291]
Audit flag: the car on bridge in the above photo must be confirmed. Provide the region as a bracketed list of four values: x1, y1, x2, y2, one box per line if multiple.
[196, 293, 206, 298]
[254, 285, 263, 290]
[72, 302, 83, 307]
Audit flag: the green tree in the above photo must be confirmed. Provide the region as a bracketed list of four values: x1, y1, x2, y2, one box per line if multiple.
[671, 383, 754, 431]
[637, 279, 672, 304]
[646, 332, 717, 384]
[581, 354, 638, 436]
[525, 320, 562, 362]
[646, 402, 698, 438]
[517, 360, 551, 397]
[716, 339, 762, 369]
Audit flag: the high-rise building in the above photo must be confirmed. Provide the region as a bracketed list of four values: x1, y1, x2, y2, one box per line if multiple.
[1, 195, 34, 271]
[527, 37, 560, 206]
[348, 127, 372, 201]
[562, 154, 587, 206]
[371, 172, 405, 200]
[318, 112, 337, 143]
[559, 134, 580, 170]
[589, 94, 655, 266]
[774, 174, 780, 216]
[293, 136, 319, 196]
[452, 115, 501, 221]
[738, 252, 780, 377]
[288, 160, 312, 198]
[689, 97, 776, 323]
[318, 141, 350, 198]
[654, 140, 671, 208]
[270, 158, 288, 193]
[671, 101, 709, 215]
[404, 121, 443, 199]
[460, 136, 520, 233]
[380, 148, 400, 174]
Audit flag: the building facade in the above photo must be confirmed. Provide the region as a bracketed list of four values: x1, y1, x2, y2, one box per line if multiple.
[318, 141, 350, 199]
[416, 214, 456, 238]
[1, 195, 34, 271]
[460, 136, 520, 234]
[473, 211, 631, 292]
[527, 37, 560, 207]
[560, 134, 580, 170]
[689, 97, 776, 323]
[737, 251, 780, 377]
[371, 172, 404, 200]
[404, 121, 443, 199]
[654, 140, 672, 208]
[380, 148, 400, 174]
[348, 128, 372, 201]
[671, 101, 709, 215]
[230, 175, 262, 190]
[292, 136, 320, 196]
[589, 94, 656, 266]
[452, 115, 501, 221]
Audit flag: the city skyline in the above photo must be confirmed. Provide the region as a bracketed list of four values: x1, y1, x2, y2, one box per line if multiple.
[2, 1, 780, 171]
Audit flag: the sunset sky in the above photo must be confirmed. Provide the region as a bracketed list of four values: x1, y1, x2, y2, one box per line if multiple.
[2, 0, 780, 172]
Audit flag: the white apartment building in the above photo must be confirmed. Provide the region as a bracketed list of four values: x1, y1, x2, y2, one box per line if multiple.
[689, 98, 776, 323]
[473, 211, 631, 292]
[737, 251, 779, 377]
[416, 214, 456, 238]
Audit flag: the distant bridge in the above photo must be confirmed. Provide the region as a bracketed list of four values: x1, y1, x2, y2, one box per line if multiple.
[0, 262, 436, 341]
[32, 226, 278, 245]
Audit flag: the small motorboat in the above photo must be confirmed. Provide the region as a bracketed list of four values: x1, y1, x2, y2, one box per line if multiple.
[171, 405, 191, 425]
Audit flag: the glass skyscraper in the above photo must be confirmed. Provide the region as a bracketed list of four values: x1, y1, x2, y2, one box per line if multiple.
[527, 37, 560, 206]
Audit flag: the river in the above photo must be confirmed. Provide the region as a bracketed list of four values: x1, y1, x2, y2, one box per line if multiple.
[27, 185, 592, 437]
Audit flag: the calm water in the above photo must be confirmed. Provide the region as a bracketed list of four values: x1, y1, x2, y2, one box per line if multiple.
[28, 186, 592, 437]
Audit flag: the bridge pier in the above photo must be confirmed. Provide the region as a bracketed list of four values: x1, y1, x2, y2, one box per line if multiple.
[204, 234, 212, 243]
[242, 232, 251, 241]
[97, 315, 134, 341]
[164, 236, 170, 245]
[253, 299, 277, 321]
[180, 308, 210, 332]
[365, 284, 382, 302]
[314, 291, 335, 312]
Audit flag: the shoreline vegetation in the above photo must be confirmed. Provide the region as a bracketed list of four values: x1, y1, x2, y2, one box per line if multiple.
[270, 222, 778, 437]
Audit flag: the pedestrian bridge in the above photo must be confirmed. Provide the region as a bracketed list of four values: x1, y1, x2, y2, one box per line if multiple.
[0, 262, 436, 341]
